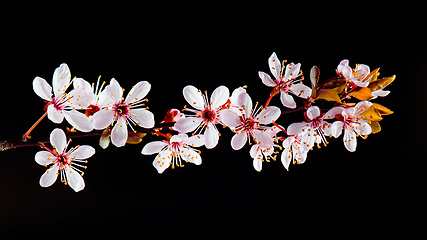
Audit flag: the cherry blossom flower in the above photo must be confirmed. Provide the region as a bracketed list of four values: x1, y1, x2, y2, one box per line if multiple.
[91, 78, 155, 147]
[220, 92, 281, 150]
[258, 52, 311, 108]
[141, 133, 204, 173]
[174, 85, 229, 149]
[287, 106, 331, 152]
[73, 75, 106, 118]
[32, 63, 94, 132]
[281, 134, 307, 171]
[250, 125, 282, 172]
[324, 101, 372, 152]
[336, 60, 370, 88]
[34, 128, 95, 192]
[220, 86, 247, 115]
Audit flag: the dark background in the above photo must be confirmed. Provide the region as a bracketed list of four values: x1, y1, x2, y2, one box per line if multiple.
[1, 4, 425, 238]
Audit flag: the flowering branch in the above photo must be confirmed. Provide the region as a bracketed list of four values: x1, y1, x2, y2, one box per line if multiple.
[0, 53, 395, 192]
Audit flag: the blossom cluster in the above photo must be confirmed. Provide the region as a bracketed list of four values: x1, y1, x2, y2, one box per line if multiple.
[27, 52, 394, 192]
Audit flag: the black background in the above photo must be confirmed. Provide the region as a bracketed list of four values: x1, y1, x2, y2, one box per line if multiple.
[1, 4, 426, 238]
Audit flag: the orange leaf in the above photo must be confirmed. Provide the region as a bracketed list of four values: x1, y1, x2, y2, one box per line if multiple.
[348, 87, 374, 101]
[126, 132, 147, 144]
[315, 88, 342, 103]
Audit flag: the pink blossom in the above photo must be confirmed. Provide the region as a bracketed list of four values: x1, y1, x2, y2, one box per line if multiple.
[34, 128, 95, 192]
[324, 101, 372, 152]
[281, 134, 307, 171]
[174, 85, 229, 149]
[250, 125, 282, 172]
[336, 59, 370, 88]
[91, 78, 155, 147]
[220, 92, 281, 150]
[287, 106, 331, 152]
[258, 52, 311, 108]
[141, 133, 204, 173]
[32, 64, 94, 132]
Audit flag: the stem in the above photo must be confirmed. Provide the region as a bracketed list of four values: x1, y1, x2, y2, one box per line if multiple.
[0, 122, 175, 152]
[23, 111, 48, 141]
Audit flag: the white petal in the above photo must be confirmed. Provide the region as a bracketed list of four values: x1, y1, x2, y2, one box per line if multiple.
[231, 132, 247, 150]
[66, 168, 85, 192]
[52, 63, 71, 97]
[63, 110, 93, 132]
[255, 106, 281, 124]
[325, 121, 343, 138]
[111, 117, 128, 147]
[67, 88, 95, 109]
[33, 77, 52, 101]
[210, 85, 229, 109]
[91, 109, 115, 130]
[252, 130, 273, 148]
[258, 71, 276, 87]
[185, 134, 205, 147]
[230, 87, 247, 104]
[50, 128, 67, 153]
[183, 85, 204, 110]
[97, 85, 116, 108]
[253, 157, 262, 172]
[357, 121, 372, 135]
[180, 148, 202, 165]
[130, 108, 155, 128]
[174, 117, 202, 133]
[108, 78, 123, 103]
[268, 52, 281, 80]
[47, 104, 64, 123]
[324, 107, 344, 120]
[35, 151, 55, 166]
[306, 106, 321, 120]
[141, 141, 168, 155]
[125, 81, 151, 104]
[249, 144, 260, 159]
[220, 109, 241, 129]
[204, 122, 219, 149]
[344, 129, 357, 152]
[287, 122, 307, 135]
[337, 59, 349, 73]
[341, 65, 352, 79]
[69, 145, 95, 159]
[290, 83, 312, 99]
[237, 93, 252, 117]
[170, 133, 188, 143]
[354, 101, 372, 115]
[153, 149, 172, 174]
[280, 92, 296, 109]
[281, 146, 292, 171]
[73, 78, 92, 91]
[39, 165, 59, 188]
[283, 63, 301, 81]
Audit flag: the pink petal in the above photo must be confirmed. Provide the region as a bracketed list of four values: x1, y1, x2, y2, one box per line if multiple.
[174, 117, 202, 133]
[287, 122, 307, 136]
[69, 145, 95, 159]
[231, 132, 247, 150]
[50, 128, 67, 153]
[253, 157, 262, 172]
[91, 109, 115, 130]
[341, 65, 352, 79]
[125, 81, 151, 104]
[324, 107, 344, 120]
[35, 151, 55, 166]
[52, 63, 71, 97]
[258, 71, 276, 87]
[141, 141, 168, 155]
[33, 77, 52, 101]
[306, 106, 321, 120]
[183, 85, 204, 110]
[255, 106, 280, 124]
[47, 104, 64, 124]
[325, 121, 343, 138]
[39, 165, 59, 188]
[252, 130, 273, 148]
[204, 122, 219, 149]
[337, 60, 349, 74]
[220, 109, 241, 129]
[237, 93, 252, 117]
[111, 117, 128, 147]
[130, 108, 155, 128]
[66, 168, 85, 192]
[210, 85, 229, 109]
[63, 110, 93, 132]
[280, 92, 296, 109]
[354, 101, 372, 115]
[268, 52, 281, 80]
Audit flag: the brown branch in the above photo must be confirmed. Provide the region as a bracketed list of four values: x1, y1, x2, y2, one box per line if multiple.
[0, 122, 175, 151]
